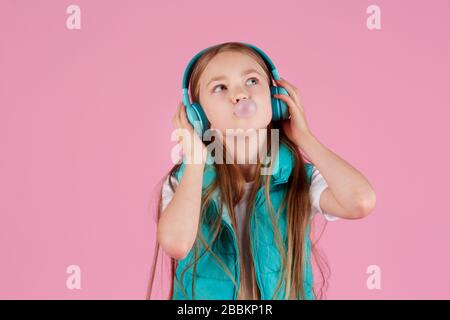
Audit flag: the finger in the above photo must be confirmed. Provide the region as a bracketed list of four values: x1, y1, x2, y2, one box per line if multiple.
[273, 93, 303, 117]
[179, 103, 190, 128]
[275, 78, 301, 107]
[173, 103, 180, 124]
[172, 104, 180, 126]
[275, 79, 303, 112]
[177, 104, 194, 142]
[275, 77, 299, 95]
[175, 104, 184, 141]
[176, 102, 183, 128]
[181, 104, 198, 138]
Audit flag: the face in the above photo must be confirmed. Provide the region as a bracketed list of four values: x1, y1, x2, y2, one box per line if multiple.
[198, 51, 273, 136]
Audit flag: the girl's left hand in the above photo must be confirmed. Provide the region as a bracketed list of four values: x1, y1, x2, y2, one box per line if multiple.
[273, 78, 312, 147]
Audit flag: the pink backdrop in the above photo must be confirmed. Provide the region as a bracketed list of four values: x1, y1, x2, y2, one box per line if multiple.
[1, 0, 449, 299]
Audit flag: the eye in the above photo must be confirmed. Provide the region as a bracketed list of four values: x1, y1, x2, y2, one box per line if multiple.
[246, 77, 259, 86]
[212, 77, 259, 93]
[212, 84, 226, 93]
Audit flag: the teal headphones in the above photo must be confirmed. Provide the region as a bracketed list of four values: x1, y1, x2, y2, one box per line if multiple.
[181, 42, 290, 137]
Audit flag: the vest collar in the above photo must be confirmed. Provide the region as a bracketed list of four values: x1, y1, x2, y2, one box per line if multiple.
[173, 142, 297, 233]
[174, 142, 295, 190]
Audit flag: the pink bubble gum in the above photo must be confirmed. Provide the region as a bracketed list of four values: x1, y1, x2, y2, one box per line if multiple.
[233, 99, 257, 118]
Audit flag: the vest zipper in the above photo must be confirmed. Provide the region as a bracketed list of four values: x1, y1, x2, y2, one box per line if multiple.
[224, 221, 240, 299]
[250, 188, 265, 299]
[250, 181, 287, 299]
[211, 200, 241, 299]
[214, 181, 285, 299]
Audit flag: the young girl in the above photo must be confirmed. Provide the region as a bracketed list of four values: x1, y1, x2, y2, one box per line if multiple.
[147, 42, 376, 300]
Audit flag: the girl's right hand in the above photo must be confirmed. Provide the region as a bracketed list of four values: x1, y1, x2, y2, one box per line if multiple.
[172, 102, 208, 165]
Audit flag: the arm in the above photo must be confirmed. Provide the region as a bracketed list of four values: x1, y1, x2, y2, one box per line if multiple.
[157, 162, 205, 260]
[272, 77, 376, 220]
[299, 132, 377, 219]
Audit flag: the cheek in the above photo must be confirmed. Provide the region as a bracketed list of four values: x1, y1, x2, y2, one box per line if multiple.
[254, 88, 273, 121]
[210, 113, 233, 131]
[202, 102, 234, 130]
[255, 102, 273, 126]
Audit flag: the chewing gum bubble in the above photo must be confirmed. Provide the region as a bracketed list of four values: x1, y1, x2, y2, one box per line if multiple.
[233, 99, 257, 118]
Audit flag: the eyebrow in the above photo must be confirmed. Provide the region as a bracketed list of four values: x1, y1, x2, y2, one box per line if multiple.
[205, 68, 264, 88]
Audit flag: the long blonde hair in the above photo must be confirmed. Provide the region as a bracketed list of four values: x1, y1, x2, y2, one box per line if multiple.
[147, 42, 330, 300]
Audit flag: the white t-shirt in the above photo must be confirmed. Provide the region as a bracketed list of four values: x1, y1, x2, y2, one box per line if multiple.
[160, 165, 338, 299]
[160, 165, 339, 221]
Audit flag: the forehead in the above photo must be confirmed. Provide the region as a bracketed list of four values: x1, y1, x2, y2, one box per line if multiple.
[200, 51, 267, 84]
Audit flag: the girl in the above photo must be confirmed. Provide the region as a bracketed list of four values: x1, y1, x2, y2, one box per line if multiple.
[147, 42, 376, 300]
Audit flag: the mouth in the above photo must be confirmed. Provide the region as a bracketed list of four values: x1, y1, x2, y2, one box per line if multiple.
[233, 99, 257, 118]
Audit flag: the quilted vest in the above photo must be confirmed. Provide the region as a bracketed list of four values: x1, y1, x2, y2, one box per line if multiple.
[171, 142, 315, 300]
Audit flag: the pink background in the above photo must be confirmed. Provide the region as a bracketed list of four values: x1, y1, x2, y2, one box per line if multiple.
[1, 0, 449, 299]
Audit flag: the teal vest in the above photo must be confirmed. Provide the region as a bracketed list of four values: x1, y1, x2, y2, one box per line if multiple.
[171, 143, 314, 300]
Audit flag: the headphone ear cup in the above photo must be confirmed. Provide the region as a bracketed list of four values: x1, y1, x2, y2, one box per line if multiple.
[270, 85, 290, 121]
[185, 102, 210, 137]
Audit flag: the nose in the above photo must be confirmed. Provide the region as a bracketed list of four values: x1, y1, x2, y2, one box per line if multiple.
[233, 93, 249, 104]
